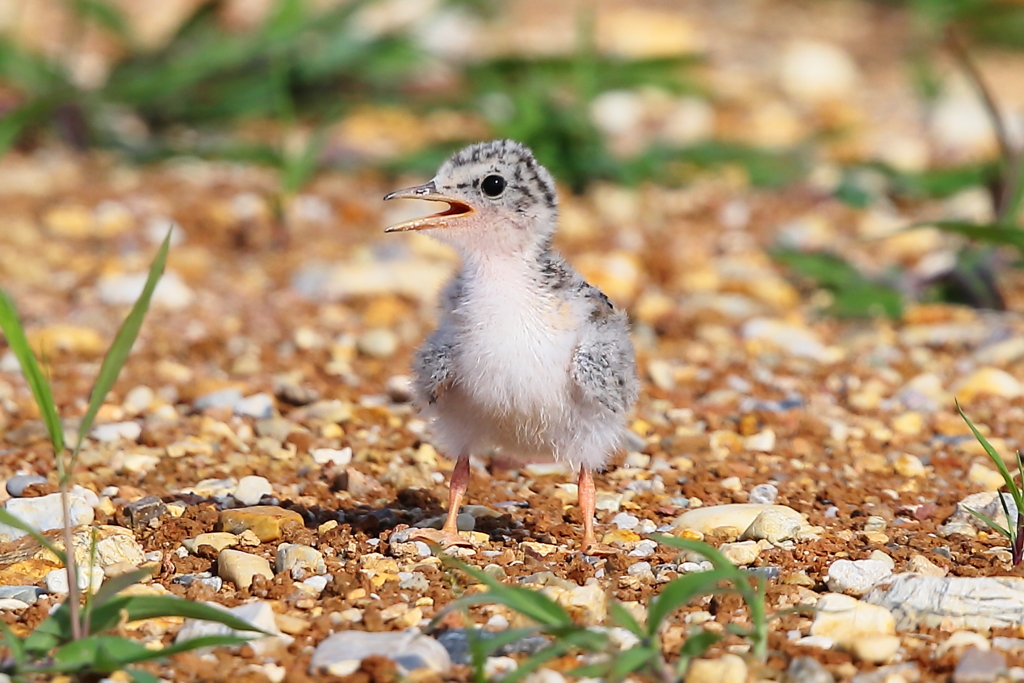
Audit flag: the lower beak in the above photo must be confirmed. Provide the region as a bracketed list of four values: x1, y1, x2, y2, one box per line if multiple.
[383, 181, 474, 232]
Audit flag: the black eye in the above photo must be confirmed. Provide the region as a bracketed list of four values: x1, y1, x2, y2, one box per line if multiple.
[481, 174, 506, 197]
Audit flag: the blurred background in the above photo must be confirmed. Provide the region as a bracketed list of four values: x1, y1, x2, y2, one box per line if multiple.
[4, 0, 1024, 344]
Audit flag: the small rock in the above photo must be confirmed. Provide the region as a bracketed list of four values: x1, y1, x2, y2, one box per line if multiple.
[748, 484, 778, 505]
[810, 594, 896, 648]
[98, 270, 194, 309]
[233, 476, 273, 506]
[954, 646, 1007, 683]
[685, 654, 747, 683]
[611, 512, 639, 530]
[90, 421, 142, 443]
[953, 367, 1023, 401]
[906, 554, 947, 577]
[0, 586, 42, 605]
[184, 532, 240, 554]
[938, 631, 992, 658]
[219, 506, 304, 542]
[720, 541, 761, 566]
[176, 599, 291, 656]
[786, 656, 835, 683]
[217, 549, 274, 589]
[234, 393, 275, 419]
[827, 559, 893, 597]
[673, 504, 804, 538]
[0, 492, 95, 542]
[122, 496, 167, 531]
[868, 550, 895, 570]
[45, 566, 103, 594]
[741, 507, 807, 543]
[276, 543, 326, 576]
[742, 318, 834, 362]
[5, 475, 47, 498]
[385, 375, 414, 402]
[894, 453, 926, 477]
[865, 574, 1024, 631]
[595, 492, 623, 512]
[850, 634, 901, 664]
[779, 39, 860, 104]
[541, 582, 607, 626]
[744, 429, 775, 452]
[123, 385, 155, 414]
[311, 447, 353, 467]
[194, 388, 244, 412]
[310, 629, 451, 676]
[357, 329, 399, 359]
[968, 463, 1006, 491]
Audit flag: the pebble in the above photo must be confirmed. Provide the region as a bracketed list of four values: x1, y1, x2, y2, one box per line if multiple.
[0, 491, 95, 542]
[906, 554, 947, 577]
[742, 318, 834, 362]
[0, 598, 29, 611]
[894, 453, 926, 477]
[304, 575, 329, 594]
[968, 462, 1006, 491]
[357, 328, 399, 358]
[123, 496, 167, 531]
[629, 540, 658, 558]
[217, 549, 274, 589]
[865, 574, 1024, 630]
[276, 543, 326, 576]
[234, 393, 275, 419]
[194, 388, 244, 412]
[45, 566, 103, 594]
[311, 447, 353, 467]
[176, 600, 291, 656]
[786, 656, 835, 683]
[810, 594, 896, 648]
[779, 39, 860, 104]
[611, 512, 639, 530]
[385, 375, 415, 402]
[673, 503, 804, 539]
[5, 474, 47, 497]
[748, 483, 778, 505]
[233, 475, 273, 506]
[123, 385, 155, 414]
[954, 646, 1007, 683]
[938, 631, 992, 658]
[953, 367, 1024, 401]
[219, 506, 304, 542]
[541, 582, 607, 626]
[720, 541, 762, 566]
[741, 507, 807, 543]
[97, 270, 194, 309]
[0, 586, 42, 605]
[684, 654, 747, 683]
[850, 634, 901, 664]
[827, 559, 893, 597]
[594, 492, 623, 512]
[184, 532, 240, 554]
[94, 527, 147, 568]
[310, 629, 451, 676]
[90, 421, 142, 443]
[744, 429, 775, 452]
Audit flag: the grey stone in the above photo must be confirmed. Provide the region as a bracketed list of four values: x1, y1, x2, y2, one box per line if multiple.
[437, 628, 548, 666]
[311, 629, 451, 676]
[194, 388, 244, 411]
[0, 586, 42, 605]
[90, 421, 142, 443]
[786, 655, 834, 683]
[954, 647, 1007, 683]
[233, 475, 272, 506]
[5, 474, 46, 497]
[234, 393, 275, 419]
[826, 559, 892, 596]
[123, 496, 167, 531]
[275, 543, 326, 577]
[749, 483, 779, 505]
[176, 600, 290, 656]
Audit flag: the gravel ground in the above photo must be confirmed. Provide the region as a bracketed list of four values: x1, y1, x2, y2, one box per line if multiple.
[4, 2, 1024, 683]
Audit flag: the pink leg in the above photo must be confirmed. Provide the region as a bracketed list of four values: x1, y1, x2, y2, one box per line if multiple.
[440, 454, 471, 545]
[578, 468, 597, 550]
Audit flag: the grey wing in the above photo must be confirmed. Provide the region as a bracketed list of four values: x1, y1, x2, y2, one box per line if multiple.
[570, 288, 639, 415]
[412, 326, 456, 406]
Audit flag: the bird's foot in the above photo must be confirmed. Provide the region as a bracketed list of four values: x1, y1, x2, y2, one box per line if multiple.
[581, 541, 618, 557]
[408, 527, 474, 548]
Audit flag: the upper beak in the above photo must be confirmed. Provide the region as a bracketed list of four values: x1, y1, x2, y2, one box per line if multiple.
[383, 181, 474, 232]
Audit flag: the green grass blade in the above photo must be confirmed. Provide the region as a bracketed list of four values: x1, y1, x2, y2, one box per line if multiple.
[608, 601, 645, 636]
[650, 535, 747, 577]
[497, 640, 573, 683]
[644, 571, 727, 637]
[74, 230, 171, 460]
[0, 287, 65, 459]
[0, 508, 67, 565]
[965, 507, 1012, 539]
[438, 554, 572, 627]
[82, 595, 270, 638]
[0, 617, 26, 665]
[958, 401, 1024, 511]
[930, 221, 1024, 252]
[608, 645, 656, 681]
[676, 628, 722, 677]
[89, 566, 154, 610]
[127, 669, 161, 683]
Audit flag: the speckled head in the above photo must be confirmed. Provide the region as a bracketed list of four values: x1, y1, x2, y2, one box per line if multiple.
[384, 140, 559, 255]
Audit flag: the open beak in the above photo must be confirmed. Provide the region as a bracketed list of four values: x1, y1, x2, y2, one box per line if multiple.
[383, 181, 474, 233]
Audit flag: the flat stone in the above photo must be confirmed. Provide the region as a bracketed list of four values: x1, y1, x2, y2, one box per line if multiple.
[311, 447, 353, 467]
[90, 421, 142, 443]
[184, 532, 240, 554]
[193, 388, 244, 412]
[865, 574, 1024, 631]
[741, 507, 807, 543]
[719, 541, 762, 566]
[810, 594, 896, 648]
[826, 559, 893, 597]
[953, 367, 1023, 401]
[0, 586, 43, 605]
[217, 549, 273, 589]
[98, 270, 193, 309]
[176, 599, 291, 656]
[219, 506, 304, 542]
[310, 629, 451, 676]
[5, 475, 47, 498]
[233, 476, 273, 506]
[850, 634, 901, 664]
[673, 504, 804, 538]
[234, 393, 275, 419]
[0, 492, 95, 542]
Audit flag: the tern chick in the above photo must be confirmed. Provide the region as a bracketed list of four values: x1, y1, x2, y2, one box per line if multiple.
[384, 139, 639, 550]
